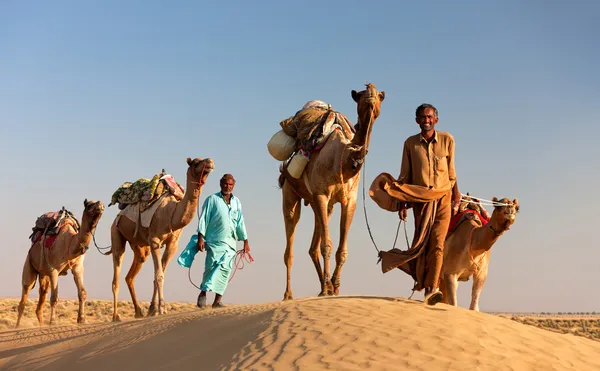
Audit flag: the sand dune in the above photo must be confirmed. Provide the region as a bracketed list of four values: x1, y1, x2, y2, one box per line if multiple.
[1, 296, 599, 370]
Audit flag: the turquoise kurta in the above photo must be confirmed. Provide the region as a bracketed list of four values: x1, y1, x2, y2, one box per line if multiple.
[197, 192, 248, 295]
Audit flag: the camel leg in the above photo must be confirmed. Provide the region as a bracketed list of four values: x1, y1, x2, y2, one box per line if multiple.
[282, 183, 302, 301]
[154, 237, 179, 314]
[331, 198, 356, 296]
[307, 215, 323, 290]
[111, 223, 127, 322]
[16, 254, 38, 328]
[469, 272, 488, 312]
[35, 277, 50, 326]
[126, 246, 149, 319]
[445, 273, 459, 307]
[48, 270, 59, 326]
[149, 238, 166, 316]
[72, 264, 87, 324]
[313, 195, 333, 296]
[307, 203, 335, 296]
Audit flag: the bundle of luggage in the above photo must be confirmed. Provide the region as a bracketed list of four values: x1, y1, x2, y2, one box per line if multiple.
[29, 207, 80, 248]
[267, 100, 356, 179]
[108, 169, 185, 212]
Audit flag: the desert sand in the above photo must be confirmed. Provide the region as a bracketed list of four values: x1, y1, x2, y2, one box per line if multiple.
[1, 296, 599, 370]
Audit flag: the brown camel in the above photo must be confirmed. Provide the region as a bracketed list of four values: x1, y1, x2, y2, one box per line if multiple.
[16, 199, 105, 328]
[439, 196, 519, 311]
[109, 157, 214, 321]
[279, 83, 385, 299]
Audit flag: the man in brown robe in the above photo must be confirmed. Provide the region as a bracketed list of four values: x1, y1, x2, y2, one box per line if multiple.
[369, 103, 461, 305]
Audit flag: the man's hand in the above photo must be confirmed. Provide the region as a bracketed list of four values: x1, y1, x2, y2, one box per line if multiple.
[451, 200, 460, 216]
[243, 240, 250, 254]
[197, 234, 205, 252]
[397, 202, 409, 221]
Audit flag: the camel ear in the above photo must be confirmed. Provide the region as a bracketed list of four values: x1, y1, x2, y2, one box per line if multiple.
[351, 90, 360, 103]
[379, 91, 385, 101]
[513, 198, 520, 212]
[492, 196, 501, 209]
[84, 199, 89, 208]
[187, 157, 193, 166]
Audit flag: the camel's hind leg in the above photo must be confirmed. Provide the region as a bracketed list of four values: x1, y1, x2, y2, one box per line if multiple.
[35, 277, 50, 326]
[282, 182, 302, 301]
[445, 273, 459, 307]
[126, 246, 149, 318]
[331, 198, 356, 296]
[111, 221, 127, 322]
[71, 263, 88, 323]
[16, 253, 38, 328]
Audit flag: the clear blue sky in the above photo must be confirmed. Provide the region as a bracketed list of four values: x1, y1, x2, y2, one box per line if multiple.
[1, 1, 598, 313]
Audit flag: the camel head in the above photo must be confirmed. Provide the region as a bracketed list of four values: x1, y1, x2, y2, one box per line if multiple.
[83, 199, 105, 225]
[186, 157, 215, 186]
[490, 197, 519, 232]
[351, 83, 385, 121]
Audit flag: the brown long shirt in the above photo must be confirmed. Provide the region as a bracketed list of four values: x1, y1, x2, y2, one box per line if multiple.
[398, 130, 457, 191]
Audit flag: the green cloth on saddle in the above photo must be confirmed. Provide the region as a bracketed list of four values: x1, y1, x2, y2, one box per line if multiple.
[109, 171, 184, 212]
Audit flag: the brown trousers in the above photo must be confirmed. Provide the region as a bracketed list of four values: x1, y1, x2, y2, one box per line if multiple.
[412, 192, 451, 292]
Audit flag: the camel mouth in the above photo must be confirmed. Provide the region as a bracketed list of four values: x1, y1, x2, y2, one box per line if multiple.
[198, 163, 214, 185]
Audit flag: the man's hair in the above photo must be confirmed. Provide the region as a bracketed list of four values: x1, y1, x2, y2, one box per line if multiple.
[415, 103, 438, 118]
[220, 173, 236, 184]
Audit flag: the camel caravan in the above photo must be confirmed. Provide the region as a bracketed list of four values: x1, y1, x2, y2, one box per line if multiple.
[16, 83, 519, 328]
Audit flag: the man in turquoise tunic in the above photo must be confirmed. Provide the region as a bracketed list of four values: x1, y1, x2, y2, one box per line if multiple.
[196, 174, 250, 308]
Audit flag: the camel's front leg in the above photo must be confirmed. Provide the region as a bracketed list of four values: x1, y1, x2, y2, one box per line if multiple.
[48, 270, 59, 326]
[71, 263, 87, 324]
[149, 238, 166, 316]
[331, 198, 356, 296]
[155, 237, 180, 314]
[282, 186, 302, 301]
[35, 277, 50, 326]
[470, 271, 488, 312]
[313, 195, 333, 296]
[445, 273, 459, 307]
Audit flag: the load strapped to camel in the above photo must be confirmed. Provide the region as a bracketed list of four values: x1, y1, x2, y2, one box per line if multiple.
[29, 207, 80, 248]
[267, 100, 356, 179]
[108, 169, 184, 212]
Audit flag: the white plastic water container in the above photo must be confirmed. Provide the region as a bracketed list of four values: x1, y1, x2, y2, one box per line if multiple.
[268, 130, 297, 161]
[288, 149, 310, 179]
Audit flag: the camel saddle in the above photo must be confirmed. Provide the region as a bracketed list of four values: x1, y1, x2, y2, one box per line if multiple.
[29, 207, 80, 248]
[279, 103, 356, 155]
[109, 170, 184, 212]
